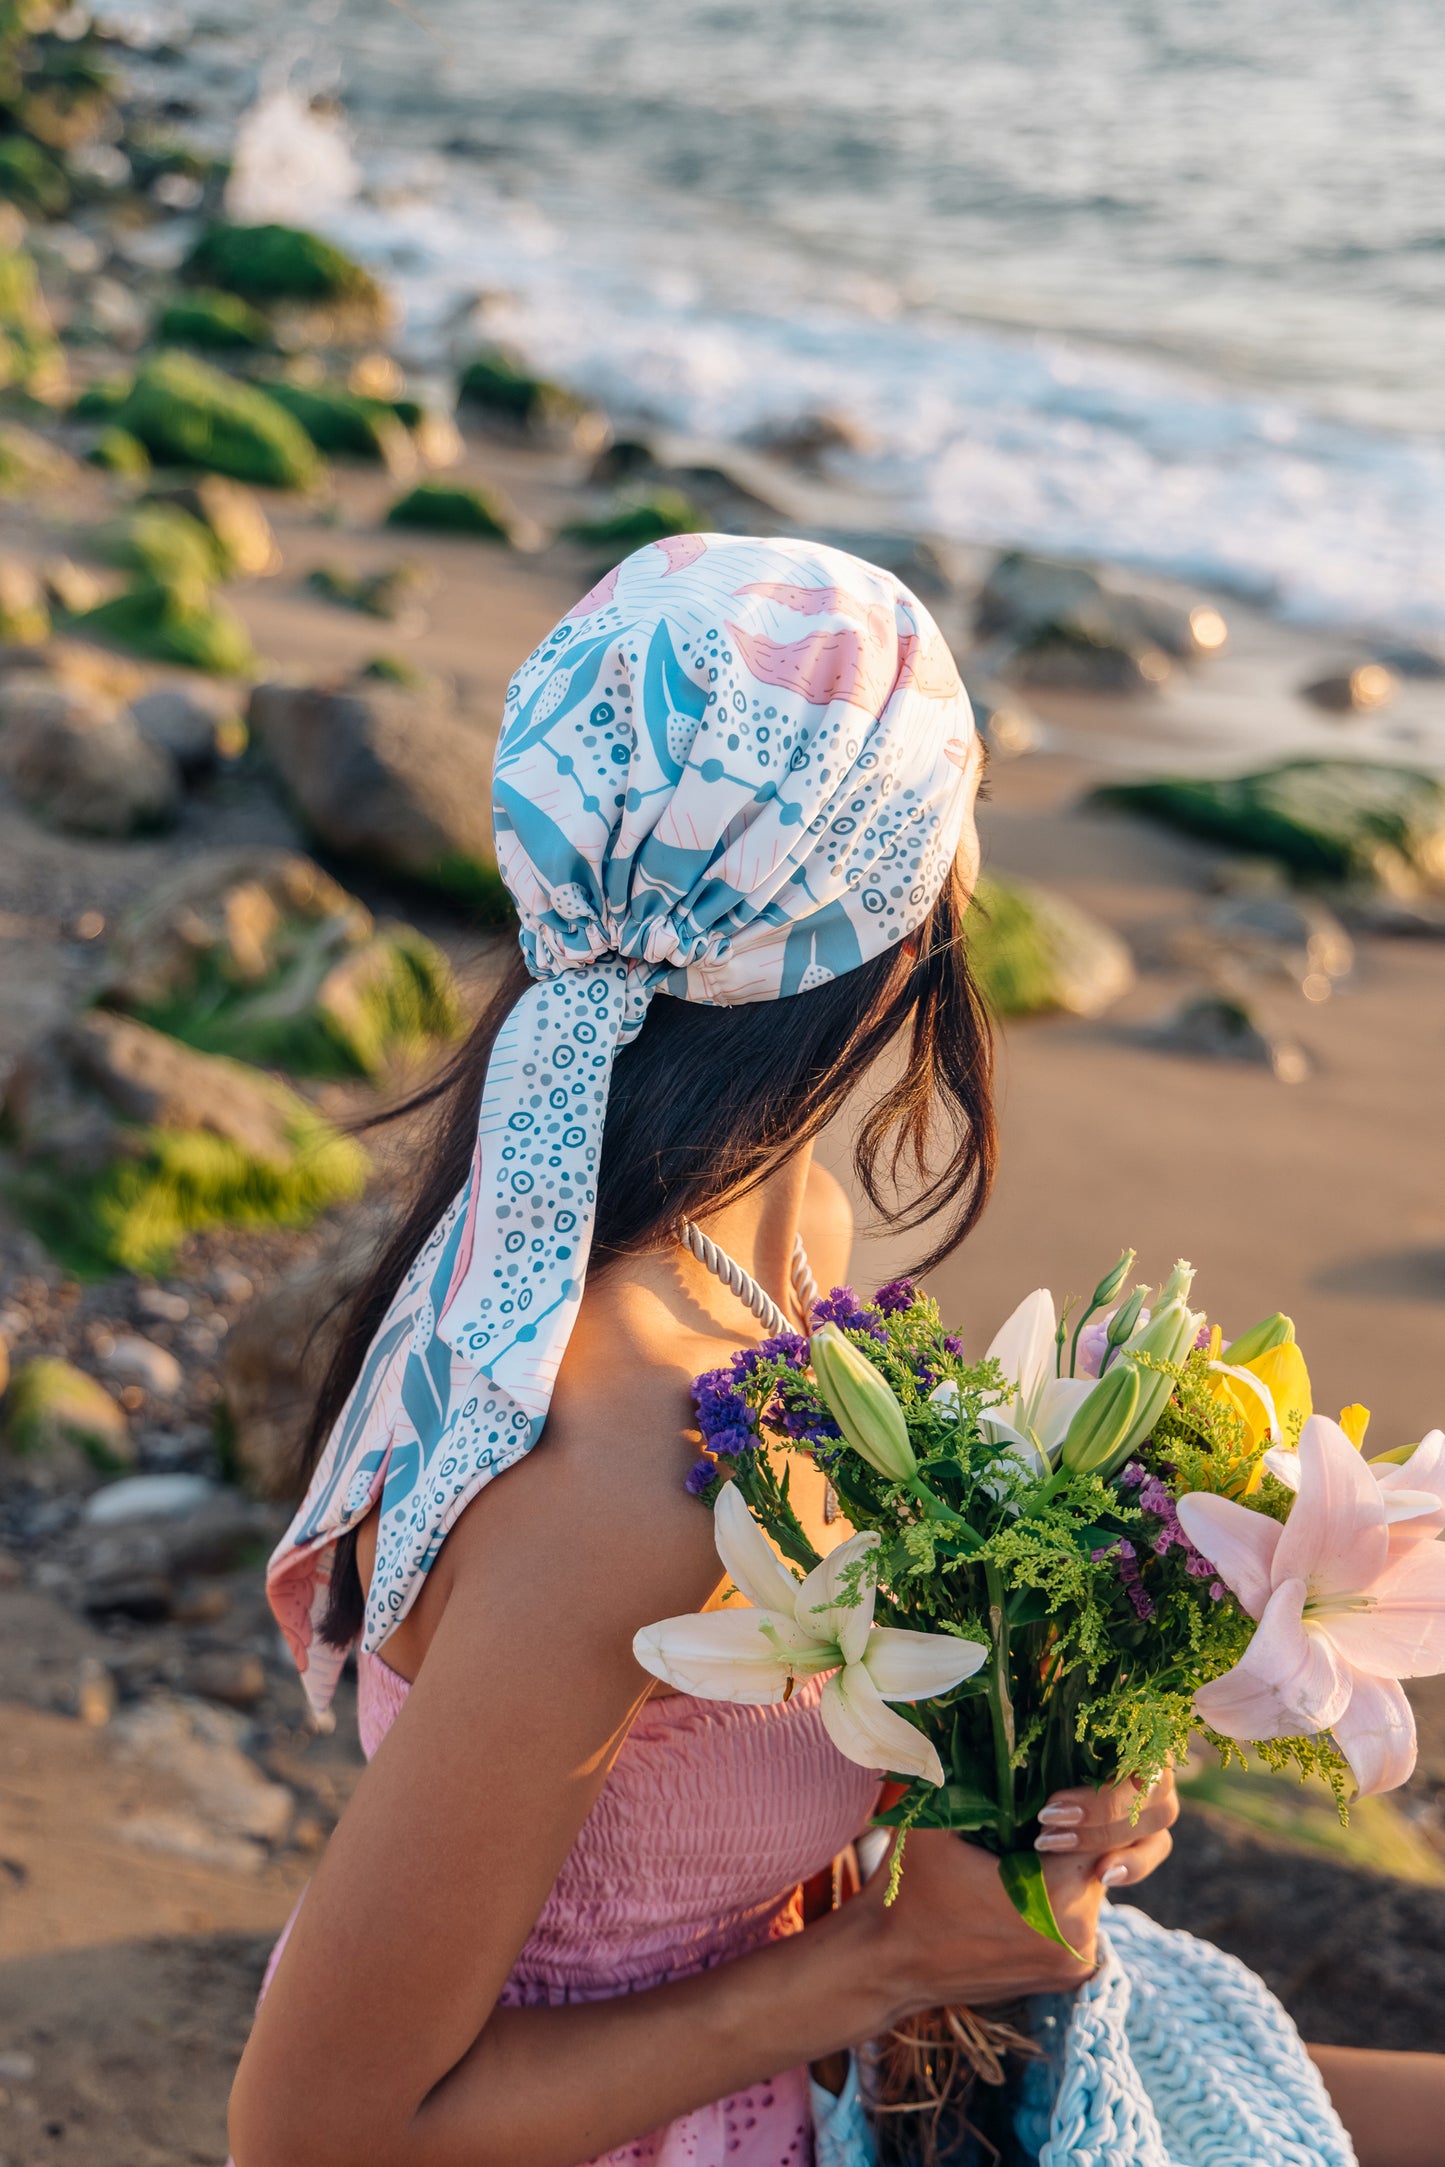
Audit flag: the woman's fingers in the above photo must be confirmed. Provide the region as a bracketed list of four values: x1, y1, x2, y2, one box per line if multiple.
[1096, 1826, 1174, 1889]
[1034, 1769, 1179, 1854]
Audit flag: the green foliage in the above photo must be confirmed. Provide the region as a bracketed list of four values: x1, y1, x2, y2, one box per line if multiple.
[8, 1095, 367, 1276]
[95, 502, 222, 586]
[72, 374, 133, 420]
[5, 1356, 127, 1469]
[115, 350, 323, 491]
[0, 131, 67, 215]
[384, 478, 513, 538]
[70, 578, 257, 675]
[426, 849, 516, 920]
[155, 288, 274, 352]
[185, 222, 382, 310]
[133, 923, 462, 1081]
[87, 423, 149, 477]
[561, 490, 701, 550]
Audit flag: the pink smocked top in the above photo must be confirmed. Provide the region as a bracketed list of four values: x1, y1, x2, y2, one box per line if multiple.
[255, 1652, 880, 2167]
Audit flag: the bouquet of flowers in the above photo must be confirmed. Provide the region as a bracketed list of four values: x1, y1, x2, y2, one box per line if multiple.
[635, 1253, 1445, 2146]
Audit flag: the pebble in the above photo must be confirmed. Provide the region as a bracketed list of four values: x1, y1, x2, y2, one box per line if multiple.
[83, 1474, 218, 1527]
[135, 1287, 189, 1325]
[76, 1656, 116, 1728]
[208, 1267, 254, 1305]
[179, 1650, 267, 1709]
[100, 1334, 184, 1399]
[0, 2055, 36, 2084]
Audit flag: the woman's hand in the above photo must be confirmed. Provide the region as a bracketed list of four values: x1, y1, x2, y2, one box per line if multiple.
[855, 1769, 1180, 2022]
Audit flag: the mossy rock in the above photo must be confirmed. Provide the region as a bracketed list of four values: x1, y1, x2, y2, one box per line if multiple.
[306, 561, 425, 620]
[94, 502, 222, 587]
[0, 241, 65, 401]
[71, 374, 133, 420]
[456, 348, 588, 432]
[114, 350, 323, 491]
[561, 490, 702, 551]
[70, 578, 257, 676]
[262, 380, 414, 473]
[142, 476, 278, 579]
[154, 288, 274, 352]
[104, 847, 463, 1080]
[2, 1011, 369, 1277]
[1095, 761, 1445, 894]
[965, 873, 1135, 1019]
[185, 222, 383, 312]
[87, 424, 150, 478]
[5, 1357, 131, 1471]
[0, 559, 49, 643]
[384, 478, 513, 539]
[0, 419, 76, 493]
[0, 134, 68, 217]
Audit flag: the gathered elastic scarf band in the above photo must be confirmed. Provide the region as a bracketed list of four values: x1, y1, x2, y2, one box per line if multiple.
[268, 533, 975, 1712]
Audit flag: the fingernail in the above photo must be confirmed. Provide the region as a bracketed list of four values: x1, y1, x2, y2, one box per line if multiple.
[1034, 1832, 1078, 1853]
[1100, 1864, 1129, 1887]
[1038, 1804, 1085, 1826]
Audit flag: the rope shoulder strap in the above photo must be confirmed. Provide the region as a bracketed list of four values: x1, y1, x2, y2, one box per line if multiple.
[678, 1218, 817, 1336]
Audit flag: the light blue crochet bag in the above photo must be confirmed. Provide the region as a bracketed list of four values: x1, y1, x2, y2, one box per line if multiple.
[812, 1904, 1358, 2167]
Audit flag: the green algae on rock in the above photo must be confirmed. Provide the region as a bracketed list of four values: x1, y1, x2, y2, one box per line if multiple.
[1095, 761, 1445, 893]
[456, 348, 590, 433]
[155, 288, 275, 353]
[0, 238, 65, 402]
[142, 476, 278, 579]
[384, 477, 514, 538]
[965, 873, 1135, 1019]
[70, 576, 257, 676]
[95, 502, 223, 587]
[104, 848, 463, 1080]
[185, 221, 384, 313]
[87, 422, 150, 477]
[1, 1011, 368, 1276]
[5, 1357, 131, 1471]
[561, 490, 703, 554]
[262, 379, 414, 473]
[115, 351, 323, 491]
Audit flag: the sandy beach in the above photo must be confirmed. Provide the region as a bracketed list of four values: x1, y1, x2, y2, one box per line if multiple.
[1, 31, 1444, 2151]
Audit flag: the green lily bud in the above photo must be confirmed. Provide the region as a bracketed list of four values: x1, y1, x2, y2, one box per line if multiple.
[1152, 1259, 1196, 1309]
[1089, 1248, 1137, 1312]
[1105, 1285, 1147, 1352]
[810, 1323, 918, 1484]
[1117, 1302, 1206, 1458]
[1223, 1311, 1296, 1366]
[1061, 1361, 1141, 1477]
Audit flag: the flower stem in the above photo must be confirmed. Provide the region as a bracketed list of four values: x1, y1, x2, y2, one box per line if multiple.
[908, 1475, 981, 1549]
[984, 1559, 1017, 1848]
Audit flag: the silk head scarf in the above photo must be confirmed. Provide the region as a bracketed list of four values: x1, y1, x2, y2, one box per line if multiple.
[269, 533, 975, 1711]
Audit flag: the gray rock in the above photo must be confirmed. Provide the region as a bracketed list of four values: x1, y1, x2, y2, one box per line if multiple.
[741, 409, 873, 466]
[135, 1287, 189, 1324]
[99, 1333, 184, 1399]
[110, 1692, 292, 1845]
[1146, 994, 1311, 1083]
[0, 2051, 37, 2083]
[4, 1357, 132, 1481]
[128, 685, 241, 780]
[83, 1473, 217, 1526]
[1005, 619, 1173, 695]
[177, 1650, 267, 1709]
[248, 680, 504, 909]
[0, 673, 179, 835]
[1370, 641, 1445, 681]
[1172, 890, 1354, 991]
[967, 875, 1135, 1019]
[221, 1230, 379, 1500]
[1300, 664, 1398, 715]
[975, 550, 1224, 664]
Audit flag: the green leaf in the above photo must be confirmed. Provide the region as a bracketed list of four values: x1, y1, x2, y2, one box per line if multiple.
[1005, 1585, 1054, 1626]
[998, 1849, 1089, 1960]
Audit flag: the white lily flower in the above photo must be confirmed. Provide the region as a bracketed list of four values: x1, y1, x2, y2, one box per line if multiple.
[982, 1288, 1095, 1479]
[633, 1483, 986, 1786]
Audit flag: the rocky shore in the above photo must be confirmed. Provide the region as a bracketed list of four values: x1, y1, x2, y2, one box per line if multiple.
[0, 10, 1443, 2160]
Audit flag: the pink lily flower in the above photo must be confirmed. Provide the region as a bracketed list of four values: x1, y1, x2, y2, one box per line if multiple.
[1263, 1427, 1445, 1548]
[1177, 1416, 1445, 1796]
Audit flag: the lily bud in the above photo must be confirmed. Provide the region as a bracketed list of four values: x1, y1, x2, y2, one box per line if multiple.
[811, 1324, 918, 1484]
[1153, 1259, 1196, 1309]
[1118, 1302, 1206, 1456]
[1105, 1286, 1147, 1352]
[1223, 1312, 1296, 1366]
[1061, 1362, 1141, 1477]
[1089, 1249, 1137, 1313]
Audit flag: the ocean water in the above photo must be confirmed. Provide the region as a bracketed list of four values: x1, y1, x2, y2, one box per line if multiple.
[165, 0, 1445, 637]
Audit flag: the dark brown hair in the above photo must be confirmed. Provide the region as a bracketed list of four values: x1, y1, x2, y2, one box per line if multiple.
[304, 866, 995, 1646]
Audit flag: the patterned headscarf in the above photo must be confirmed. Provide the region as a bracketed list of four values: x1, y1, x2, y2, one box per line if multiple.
[269, 534, 974, 1712]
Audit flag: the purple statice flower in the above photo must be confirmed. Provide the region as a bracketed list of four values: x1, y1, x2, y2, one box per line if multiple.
[684, 1457, 717, 1496]
[769, 1392, 842, 1448]
[1136, 1470, 1225, 1590]
[810, 1285, 887, 1339]
[1116, 1537, 1157, 1621]
[873, 1277, 917, 1315]
[730, 1332, 808, 1380]
[693, 1368, 758, 1456]
[1117, 1460, 1147, 1489]
[943, 1335, 965, 1359]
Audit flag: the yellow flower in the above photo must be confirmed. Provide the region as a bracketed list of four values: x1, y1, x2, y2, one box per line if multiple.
[1338, 1403, 1371, 1449]
[1208, 1340, 1314, 1490]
